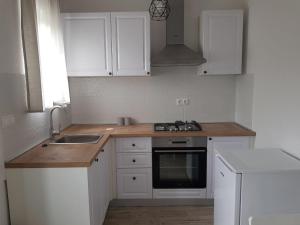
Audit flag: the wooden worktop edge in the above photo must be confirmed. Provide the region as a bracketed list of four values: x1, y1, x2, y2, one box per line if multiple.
[5, 122, 256, 168]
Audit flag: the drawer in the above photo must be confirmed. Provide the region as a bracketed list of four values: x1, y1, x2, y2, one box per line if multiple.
[116, 137, 151, 153]
[117, 168, 152, 199]
[117, 153, 152, 169]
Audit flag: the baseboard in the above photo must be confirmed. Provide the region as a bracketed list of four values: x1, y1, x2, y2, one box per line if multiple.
[109, 198, 214, 207]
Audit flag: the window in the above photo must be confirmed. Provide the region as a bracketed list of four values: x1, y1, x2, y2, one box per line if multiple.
[21, 0, 70, 111]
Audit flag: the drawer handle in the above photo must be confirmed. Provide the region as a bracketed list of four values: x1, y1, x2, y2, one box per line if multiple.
[132, 159, 136, 163]
[132, 143, 136, 147]
[95, 158, 99, 162]
[132, 177, 136, 181]
[101, 149, 104, 152]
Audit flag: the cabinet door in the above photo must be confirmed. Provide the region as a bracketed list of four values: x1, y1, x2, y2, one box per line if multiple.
[88, 157, 104, 225]
[200, 10, 243, 75]
[117, 168, 152, 199]
[111, 12, 150, 76]
[207, 137, 252, 198]
[98, 153, 107, 225]
[62, 13, 112, 77]
[102, 140, 112, 213]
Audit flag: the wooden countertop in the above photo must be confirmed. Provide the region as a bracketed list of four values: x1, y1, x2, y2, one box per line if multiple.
[5, 123, 255, 168]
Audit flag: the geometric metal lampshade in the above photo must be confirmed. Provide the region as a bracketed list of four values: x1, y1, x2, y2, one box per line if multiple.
[149, 0, 171, 21]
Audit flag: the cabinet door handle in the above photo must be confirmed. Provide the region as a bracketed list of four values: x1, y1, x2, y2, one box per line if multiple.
[132, 159, 136, 163]
[109, 72, 112, 76]
[203, 70, 208, 74]
[132, 177, 136, 181]
[95, 158, 99, 162]
[220, 171, 224, 177]
[132, 143, 136, 147]
[101, 149, 104, 152]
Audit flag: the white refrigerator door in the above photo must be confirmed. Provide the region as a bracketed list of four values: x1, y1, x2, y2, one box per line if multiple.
[214, 155, 242, 225]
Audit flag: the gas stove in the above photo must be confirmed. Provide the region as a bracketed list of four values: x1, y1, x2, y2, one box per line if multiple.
[154, 121, 202, 132]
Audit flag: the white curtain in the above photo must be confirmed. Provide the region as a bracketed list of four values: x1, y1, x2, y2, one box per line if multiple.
[22, 0, 70, 111]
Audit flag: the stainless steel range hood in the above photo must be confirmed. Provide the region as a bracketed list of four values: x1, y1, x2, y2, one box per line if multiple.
[151, 0, 206, 67]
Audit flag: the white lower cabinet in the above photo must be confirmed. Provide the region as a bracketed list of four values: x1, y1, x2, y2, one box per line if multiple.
[206, 136, 254, 199]
[88, 140, 113, 225]
[6, 140, 113, 225]
[115, 137, 152, 199]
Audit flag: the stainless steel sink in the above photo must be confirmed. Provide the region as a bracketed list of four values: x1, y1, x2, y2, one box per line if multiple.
[50, 134, 103, 144]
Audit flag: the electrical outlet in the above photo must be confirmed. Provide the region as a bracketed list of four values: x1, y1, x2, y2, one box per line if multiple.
[183, 98, 190, 105]
[176, 98, 183, 106]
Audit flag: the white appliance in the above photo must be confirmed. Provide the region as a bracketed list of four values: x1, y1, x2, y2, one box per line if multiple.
[214, 149, 300, 225]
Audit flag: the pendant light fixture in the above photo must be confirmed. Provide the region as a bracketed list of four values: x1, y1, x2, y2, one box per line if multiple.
[149, 0, 171, 21]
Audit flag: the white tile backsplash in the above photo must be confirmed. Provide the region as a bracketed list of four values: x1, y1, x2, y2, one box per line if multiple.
[69, 67, 237, 124]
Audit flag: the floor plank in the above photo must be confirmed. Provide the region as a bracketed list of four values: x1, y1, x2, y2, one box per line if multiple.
[103, 206, 213, 225]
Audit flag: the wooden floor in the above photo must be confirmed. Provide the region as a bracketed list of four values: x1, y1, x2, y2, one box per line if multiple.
[103, 206, 213, 225]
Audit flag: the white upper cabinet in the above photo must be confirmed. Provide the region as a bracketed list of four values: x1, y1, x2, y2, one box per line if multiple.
[62, 12, 150, 77]
[62, 13, 112, 77]
[111, 12, 151, 76]
[199, 10, 244, 75]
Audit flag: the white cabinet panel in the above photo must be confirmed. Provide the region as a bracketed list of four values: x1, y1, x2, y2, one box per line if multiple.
[117, 168, 152, 199]
[200, 10, 243, 75]
[117, 153, 152, 168]
[62, 13, 112, 77]
[111, 12, 150, 76]
[207, 137, 252, 198]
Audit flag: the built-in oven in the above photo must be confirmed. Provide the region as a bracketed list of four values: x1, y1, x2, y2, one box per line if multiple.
[152, 137, 207, 189]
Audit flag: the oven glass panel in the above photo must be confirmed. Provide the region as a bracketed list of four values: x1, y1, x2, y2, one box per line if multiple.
[153, 149, 207, 188]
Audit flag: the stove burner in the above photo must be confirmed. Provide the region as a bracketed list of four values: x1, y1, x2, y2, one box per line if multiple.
[154, 121, 202, 132]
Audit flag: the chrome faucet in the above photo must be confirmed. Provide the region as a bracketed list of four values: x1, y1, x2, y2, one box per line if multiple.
[49, 105, 62, 140]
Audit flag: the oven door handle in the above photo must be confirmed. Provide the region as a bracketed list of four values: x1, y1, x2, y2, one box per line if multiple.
[154, 150, 206, 153]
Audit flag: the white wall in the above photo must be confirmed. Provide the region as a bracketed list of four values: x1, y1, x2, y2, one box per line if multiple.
[235, 73, 254, 128]
[61, 0, 246, 124]
[236, 0, 300, 157]
[0, 1, 71, 224]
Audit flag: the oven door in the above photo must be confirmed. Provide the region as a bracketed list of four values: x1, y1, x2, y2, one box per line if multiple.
[152, 147, 207, 189]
